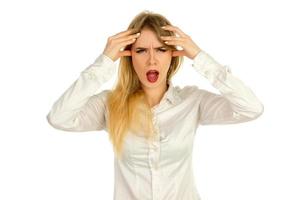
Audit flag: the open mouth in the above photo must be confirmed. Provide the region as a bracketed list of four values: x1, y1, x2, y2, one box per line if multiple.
[146, 70, 159, 83]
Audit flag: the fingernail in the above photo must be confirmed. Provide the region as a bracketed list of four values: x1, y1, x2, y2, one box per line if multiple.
[136, 32, 140, 36]
[161, 26, 166, 29]
[164, 41, 168, 44]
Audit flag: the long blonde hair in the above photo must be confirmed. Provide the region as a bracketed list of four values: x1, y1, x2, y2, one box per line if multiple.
[106, 10, 184, 159]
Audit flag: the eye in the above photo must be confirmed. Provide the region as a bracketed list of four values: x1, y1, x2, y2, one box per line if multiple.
[135, 48, 167, 54]
[136, 49, 145, 53]
[158, 48, 167, 52]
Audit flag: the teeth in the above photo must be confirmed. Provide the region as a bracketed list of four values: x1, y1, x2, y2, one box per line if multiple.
[147, 70, 159, 75]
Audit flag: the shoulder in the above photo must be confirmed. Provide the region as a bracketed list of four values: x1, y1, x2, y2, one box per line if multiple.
[175, 85, 218, 100]
[175, 85, 204, 96]
[89, 89, 111, 106]
[94, 89, 111, 99]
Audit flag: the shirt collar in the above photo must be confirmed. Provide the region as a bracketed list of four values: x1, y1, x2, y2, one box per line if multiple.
[163, 80, 181, 105]
[150, 80, 182, 112]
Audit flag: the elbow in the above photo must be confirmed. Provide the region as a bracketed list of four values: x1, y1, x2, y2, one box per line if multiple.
[46, 112, 62, 130]
[250, 102, 264, 120]
[256, 102, 264, 117]
[46, 112, 75, 132]
[236, 102, 264, 123]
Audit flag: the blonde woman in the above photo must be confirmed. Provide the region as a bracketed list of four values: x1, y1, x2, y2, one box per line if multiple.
[46, 11, 264, 200]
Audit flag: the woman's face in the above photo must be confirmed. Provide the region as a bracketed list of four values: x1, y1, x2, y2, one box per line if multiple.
[131, 28, 172, 89]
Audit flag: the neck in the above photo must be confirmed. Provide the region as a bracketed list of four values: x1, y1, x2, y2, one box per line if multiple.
[143, 82, 169, 108]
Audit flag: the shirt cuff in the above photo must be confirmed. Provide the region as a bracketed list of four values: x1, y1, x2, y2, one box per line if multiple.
[192, 50, 231, 88]
[94, 53, 115, 65]
[81, 53, 117, 85]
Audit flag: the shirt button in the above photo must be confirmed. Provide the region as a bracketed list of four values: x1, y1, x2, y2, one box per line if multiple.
[151, 141, 158, 146]
[150, 148, 156, 153]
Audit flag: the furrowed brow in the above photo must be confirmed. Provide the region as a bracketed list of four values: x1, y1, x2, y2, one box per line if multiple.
[135, 46, 168, 50]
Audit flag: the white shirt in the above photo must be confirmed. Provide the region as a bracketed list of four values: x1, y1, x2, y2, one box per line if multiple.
[47, 50, 264, 200]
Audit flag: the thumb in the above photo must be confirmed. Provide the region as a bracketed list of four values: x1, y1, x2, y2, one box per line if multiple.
[172, 50, 186, 57]
[119, 50, 132, 57]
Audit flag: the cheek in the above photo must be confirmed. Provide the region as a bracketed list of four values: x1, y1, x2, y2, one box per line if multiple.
[161, 56, 172, 72]
[131, 57, 144, 75]
[132, 55, 147, 70]
[132, 52, 143, 62]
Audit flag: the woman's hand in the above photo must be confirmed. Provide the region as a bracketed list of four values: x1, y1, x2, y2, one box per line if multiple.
[160, 25, 202, 59]
[102, 29, 140, 62]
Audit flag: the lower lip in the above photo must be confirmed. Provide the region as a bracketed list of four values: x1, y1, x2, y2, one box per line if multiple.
[146, 73, 159, 83]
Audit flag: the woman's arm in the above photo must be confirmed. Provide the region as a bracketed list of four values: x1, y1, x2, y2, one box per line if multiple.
[46, 54, 116, 132]
[192, 50, 264, 125]
[46, 28, 140, 132]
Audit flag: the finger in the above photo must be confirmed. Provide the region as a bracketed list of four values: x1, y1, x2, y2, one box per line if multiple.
[163, 39, 184, 46]
[112, 28, 138, 39]
[161, 25, 188, 38]
[115, 32, 140, 43]
[119, 37, 137, 48]
[172, 50, 186, 57]
[160, 36, 184, 42]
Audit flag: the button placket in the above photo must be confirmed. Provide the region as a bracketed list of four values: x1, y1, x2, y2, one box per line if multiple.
[148, 110, 161, 200]
[151, 113, 160, 167]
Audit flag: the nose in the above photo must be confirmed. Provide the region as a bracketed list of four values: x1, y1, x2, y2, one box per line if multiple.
[148, 46, 157, 65]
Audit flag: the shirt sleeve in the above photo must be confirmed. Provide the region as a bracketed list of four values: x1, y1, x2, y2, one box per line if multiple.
[46, 53, 117, 132]
[192, 50, 264, 125]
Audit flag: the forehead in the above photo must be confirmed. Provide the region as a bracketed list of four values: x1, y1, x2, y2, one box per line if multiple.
[132, 28, 163, 47]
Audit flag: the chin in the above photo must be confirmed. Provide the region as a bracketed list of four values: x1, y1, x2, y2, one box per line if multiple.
[142, 79, 165, 89]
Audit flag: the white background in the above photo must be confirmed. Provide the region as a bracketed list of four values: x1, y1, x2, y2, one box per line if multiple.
[1, 0, 299, 199]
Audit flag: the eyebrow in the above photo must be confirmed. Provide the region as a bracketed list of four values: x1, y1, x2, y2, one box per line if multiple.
[134, 46, 168, 50]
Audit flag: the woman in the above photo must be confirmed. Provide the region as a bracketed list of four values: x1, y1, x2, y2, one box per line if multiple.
[47, 10, 264, 200]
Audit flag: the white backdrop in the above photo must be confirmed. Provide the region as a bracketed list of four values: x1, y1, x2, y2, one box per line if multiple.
[0, 0, 299, 199]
